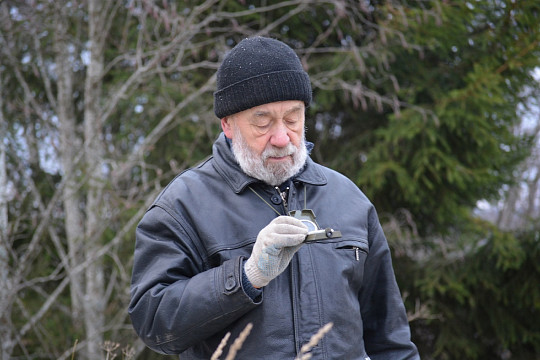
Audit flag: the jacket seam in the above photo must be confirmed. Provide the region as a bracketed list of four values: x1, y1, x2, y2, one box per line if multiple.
[155, 306, 251, 350]
[206, 237, 256, 257]
[152, 203, 209, 268]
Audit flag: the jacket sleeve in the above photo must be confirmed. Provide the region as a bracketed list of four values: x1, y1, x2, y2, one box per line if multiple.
[128, 205, 261, 354]
[359, 206, 420, 360]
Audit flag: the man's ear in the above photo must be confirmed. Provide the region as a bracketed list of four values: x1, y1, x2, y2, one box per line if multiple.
[221, 117, 234, 139]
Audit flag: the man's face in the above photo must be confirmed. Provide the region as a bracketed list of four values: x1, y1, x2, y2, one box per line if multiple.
[221, 100, 308, 186]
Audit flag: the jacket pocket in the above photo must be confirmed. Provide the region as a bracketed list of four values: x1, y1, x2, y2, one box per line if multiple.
[315, 238, 369, 293]
[334, 239, 369, 262]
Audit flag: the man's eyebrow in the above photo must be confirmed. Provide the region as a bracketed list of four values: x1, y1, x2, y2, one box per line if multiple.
[253, 110, 271, 117]
[283, 105, 304, 116]
[253, 105, 303, 118]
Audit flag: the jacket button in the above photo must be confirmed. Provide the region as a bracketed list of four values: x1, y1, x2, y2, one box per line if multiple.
[225, 276, 236, 291]
[270, 195, 282, 205]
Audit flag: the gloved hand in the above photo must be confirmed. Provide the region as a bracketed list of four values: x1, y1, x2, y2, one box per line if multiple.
[244, 216, 308, 288]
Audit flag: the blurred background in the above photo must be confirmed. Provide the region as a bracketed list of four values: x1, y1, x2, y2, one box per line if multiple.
[1, 0, 539, 359]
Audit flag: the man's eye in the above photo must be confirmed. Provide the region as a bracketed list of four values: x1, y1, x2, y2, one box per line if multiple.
[255, 123, 271, 129]
[285, 119, 299, 126]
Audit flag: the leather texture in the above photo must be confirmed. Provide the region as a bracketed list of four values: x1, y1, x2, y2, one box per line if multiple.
[129, 133, 419, 359]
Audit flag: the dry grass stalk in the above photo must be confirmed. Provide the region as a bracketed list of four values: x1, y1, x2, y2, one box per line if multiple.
[102, 340, 120, 360]
[70, 339, 78, 360]
[122, 345, 136, 360]
[295, 322, 334, 360]
[224, 323, 253, 360]
[210, 321, 333, 359]
[210, 331, 231, 360]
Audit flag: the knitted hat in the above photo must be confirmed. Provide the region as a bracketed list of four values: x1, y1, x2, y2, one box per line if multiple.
[214, 37, 312, 118]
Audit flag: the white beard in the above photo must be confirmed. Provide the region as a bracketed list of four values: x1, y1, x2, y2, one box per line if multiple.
[230, 126, 308, 186]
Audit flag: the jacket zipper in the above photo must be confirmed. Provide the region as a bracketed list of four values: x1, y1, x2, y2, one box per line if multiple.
[290, 259, 301, 354]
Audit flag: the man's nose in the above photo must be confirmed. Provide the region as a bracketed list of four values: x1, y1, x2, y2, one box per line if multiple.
[269, 122, 290, 147]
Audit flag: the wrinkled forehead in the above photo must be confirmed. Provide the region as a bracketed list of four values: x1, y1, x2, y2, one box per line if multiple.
[236, 100, 305, 120]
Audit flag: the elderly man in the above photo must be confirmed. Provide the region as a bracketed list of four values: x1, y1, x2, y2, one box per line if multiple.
[129, 36, 419, 359]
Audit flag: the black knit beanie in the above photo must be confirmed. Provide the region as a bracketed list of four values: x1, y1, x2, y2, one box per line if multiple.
[214, 37, 312, 118]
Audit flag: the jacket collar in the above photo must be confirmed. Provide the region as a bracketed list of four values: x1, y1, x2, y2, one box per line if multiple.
[212, 133, 327, 194]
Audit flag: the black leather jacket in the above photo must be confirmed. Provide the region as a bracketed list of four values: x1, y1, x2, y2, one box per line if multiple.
[129, 133, 419, 359]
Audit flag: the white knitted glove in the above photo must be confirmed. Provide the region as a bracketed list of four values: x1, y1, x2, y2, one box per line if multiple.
[244, 216, 308, 288]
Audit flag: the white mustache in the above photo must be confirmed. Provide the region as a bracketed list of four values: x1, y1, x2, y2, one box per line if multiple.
[261, 144, 295, 160]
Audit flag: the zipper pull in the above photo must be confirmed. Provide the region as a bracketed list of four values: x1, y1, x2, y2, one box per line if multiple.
[275, 186, 289, 211]
[354, 247, 359, 261]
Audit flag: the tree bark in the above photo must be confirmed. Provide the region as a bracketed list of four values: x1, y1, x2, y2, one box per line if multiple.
[54, 3, 86, 336]
[0, 66, 15, 360]
[81, 0, 109, 357]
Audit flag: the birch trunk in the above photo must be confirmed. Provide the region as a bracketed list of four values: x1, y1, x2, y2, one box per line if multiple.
[524, 125, 540, 221]
[54, 5, 86, 334]
[0, 68, 15, 360]
[497, 185, 520, 230]
[82, 0, 108, 357]
[525, 170, 540, 220]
